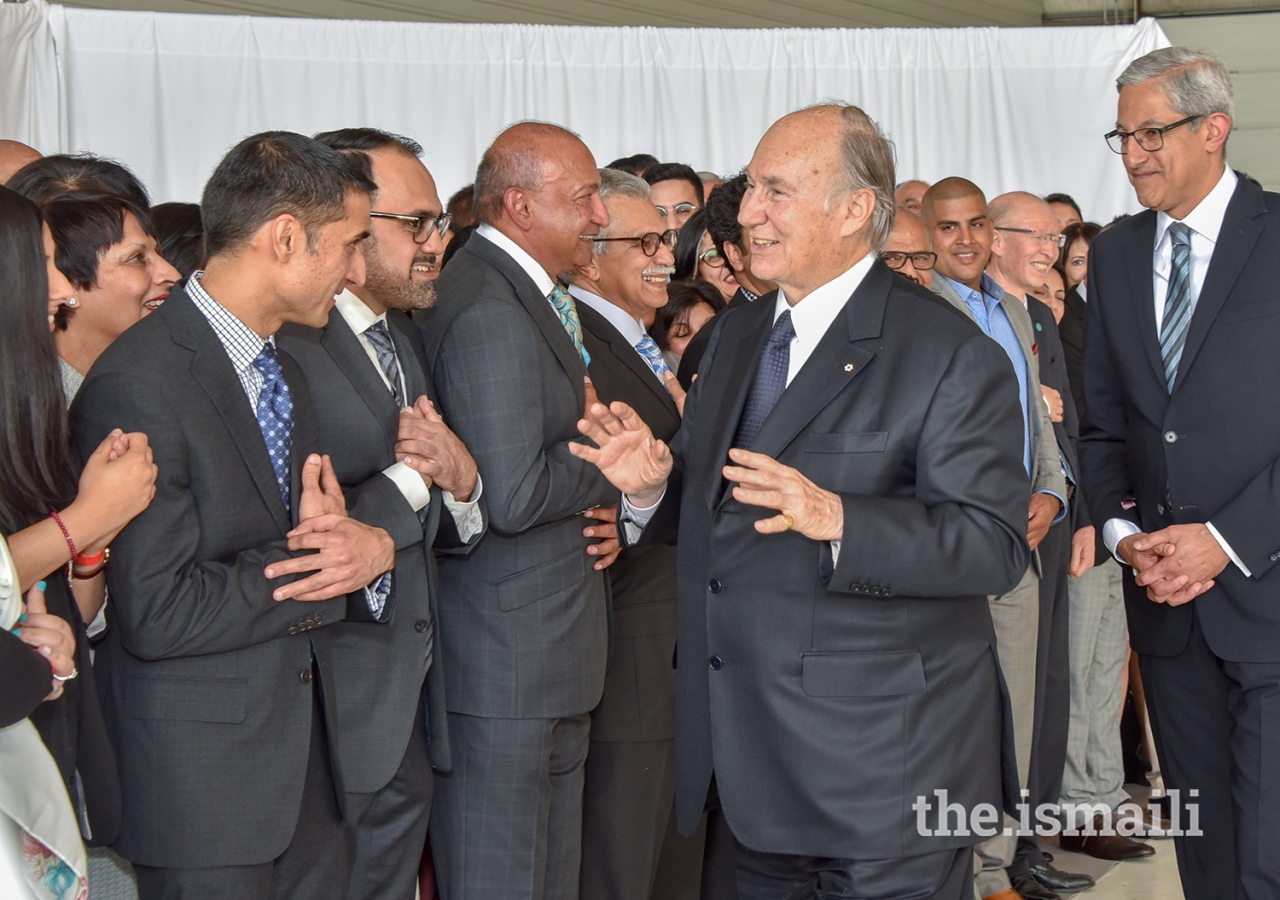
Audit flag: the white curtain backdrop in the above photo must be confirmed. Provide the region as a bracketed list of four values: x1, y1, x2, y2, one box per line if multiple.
[4, 2, 1168, 221]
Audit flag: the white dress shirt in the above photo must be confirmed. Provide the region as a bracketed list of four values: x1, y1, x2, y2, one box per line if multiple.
[568, 284, 664, 385]
[622, 254, 876, 561]
[475, 223, 557, 301]
[333, 290, 483, 543]
[1102, 166, 1249, 575]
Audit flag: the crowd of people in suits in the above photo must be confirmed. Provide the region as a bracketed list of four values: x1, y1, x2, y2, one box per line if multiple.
[0, 42, 1273, 900]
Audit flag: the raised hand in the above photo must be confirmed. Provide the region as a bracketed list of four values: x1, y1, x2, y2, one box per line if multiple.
[395, 396, 478, 501]
[264, 515, 395, 602]
[297, 454, 347, 520]
[724, 448, 843, 541]
[73, 430, 158, 554]
[583, 505, 620, 571]
[15, 582, 77, 701]
[569, 401, 672, 504]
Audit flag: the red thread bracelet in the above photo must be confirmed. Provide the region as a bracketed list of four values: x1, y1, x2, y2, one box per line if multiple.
[49, 510, 77, 580]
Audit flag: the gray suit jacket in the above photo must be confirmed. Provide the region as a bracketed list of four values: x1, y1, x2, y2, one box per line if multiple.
[415, 234, 616, 719]
[933, 274, 1067, 523]
[632, 261, 1028, 859]
[277, 307, 484, 789]
[70, 288, 379, 868]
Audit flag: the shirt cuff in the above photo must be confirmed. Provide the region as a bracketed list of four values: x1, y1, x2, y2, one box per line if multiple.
[383, 460, 432, 513]
[830, 540, 841, 566]
[1036, 489, 1068, 524]
[1205, 521, 1252, 578]
[1102, 517, 1142, 562]
[620, 488, 665, 544]
[442, 475, 484, 544]
[365, 572, 392, 619]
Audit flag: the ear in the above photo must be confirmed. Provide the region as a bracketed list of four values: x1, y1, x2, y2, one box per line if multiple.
[268, 214, 304, 263]
[840, 187, 876, 240]
[577, 256, 602, 285]
[503, 188, 534, 234]
[723, 241, 748, 275]
[989, 227, 1007, 259]
[1202, 112, 1232, 155]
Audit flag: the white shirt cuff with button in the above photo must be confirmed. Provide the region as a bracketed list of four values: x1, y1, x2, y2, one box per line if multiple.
[1103, 516, 1250, 577]
[383, 463, 484, 543]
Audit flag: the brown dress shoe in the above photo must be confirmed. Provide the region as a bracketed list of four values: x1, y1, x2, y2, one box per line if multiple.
[1059, 814, 1156, 860]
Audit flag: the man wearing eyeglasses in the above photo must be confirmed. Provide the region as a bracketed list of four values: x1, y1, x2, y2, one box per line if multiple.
[881, 206, 935, 290]
[923, 178, 1070, 900]
[643, 162, 705, 231]
[1082, 47, 1280, 900]
[281, 128, 485, 900]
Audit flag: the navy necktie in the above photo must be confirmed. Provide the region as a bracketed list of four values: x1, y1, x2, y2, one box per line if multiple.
[363, 319, 404, 406]
[252, 342, 294, 513]
[733, 310, 795, 449]
[1160, 222, 1194, 392]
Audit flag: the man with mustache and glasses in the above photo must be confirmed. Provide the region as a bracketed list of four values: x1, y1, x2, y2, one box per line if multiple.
[276, 128, 486, 900]
[569, 168, 700, 900]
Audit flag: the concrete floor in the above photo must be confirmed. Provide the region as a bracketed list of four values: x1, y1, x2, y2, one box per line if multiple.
[1048, 835, 1184, 900]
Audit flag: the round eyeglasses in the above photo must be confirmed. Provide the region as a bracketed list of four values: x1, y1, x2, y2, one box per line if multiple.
[594, 230, 678, 257]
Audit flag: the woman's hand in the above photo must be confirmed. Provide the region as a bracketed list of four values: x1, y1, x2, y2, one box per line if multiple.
[69, 430, 158, 553]
[14, 582, 77, 701]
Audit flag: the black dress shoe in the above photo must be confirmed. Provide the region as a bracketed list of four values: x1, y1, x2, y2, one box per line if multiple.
[1010, 872, 1062, 900]
[1029, 860, 1096, 892]
[1059, 814, 1156, 861]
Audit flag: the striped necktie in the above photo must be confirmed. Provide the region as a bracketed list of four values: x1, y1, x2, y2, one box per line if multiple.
[548, 284, 591, 367]
[363, 320, 404, 406]
[1159, 222, 1194, 392]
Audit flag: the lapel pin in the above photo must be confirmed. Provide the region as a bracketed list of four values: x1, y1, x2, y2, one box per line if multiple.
[844, 363, 854, 372]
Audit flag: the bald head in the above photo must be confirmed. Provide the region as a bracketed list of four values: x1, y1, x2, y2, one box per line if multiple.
[987, 191, 1062, 297]
[474, 122, 586, 225]
[882, 207, 933, 289]
[0, 140, 42, 184]
[920, 177, 985, 226]
[895, 180, 929, 216]
[988, 191, 1056, 228]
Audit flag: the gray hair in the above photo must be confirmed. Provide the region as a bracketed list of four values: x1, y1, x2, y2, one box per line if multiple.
[807, 103, 898, 251]
[594, 168, 652, 253]
[474, 121, 580, 224]
[1117, 47, 1235, 129]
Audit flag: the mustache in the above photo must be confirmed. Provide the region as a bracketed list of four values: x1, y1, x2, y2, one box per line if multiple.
[413, 254, 439, 266]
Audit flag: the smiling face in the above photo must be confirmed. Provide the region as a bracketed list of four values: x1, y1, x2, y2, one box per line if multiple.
[695, 229, 738, 301]
[523, 137, 610, 276]
[1116, 79, 1230, 220]
[989, 197, 1061, 298]
[649, 178, 701, 231]
[42, 223, 76, 331]
[281, 189, 371, 328]
[668, 300, 716, 358]
[72, 211, 179, 339]
[926, 192, 991, 291]
[882, 209, 933, 290]
[361, 147, 445, 313]
[593, 194, 675, 321]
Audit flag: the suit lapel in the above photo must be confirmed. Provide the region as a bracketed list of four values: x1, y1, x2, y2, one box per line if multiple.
[1172, 177, 1266, 392]
[579, 302, 681, 423]
[280, 348, 318, 529]
[168, 290, 292, 535]
[1123, 212, 1166, 388]
[387, 312, 431, 406]
[320, 310, 401, 456]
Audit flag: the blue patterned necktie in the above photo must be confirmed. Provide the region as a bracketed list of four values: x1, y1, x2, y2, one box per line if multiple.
[363, 320, 404, 406]
[252, 342, 294, 513]
[733, 310, 796, 449]
[548, 284, 591, 367]
[1160, 222, 1194, 392]
[633, 334, 672, 392]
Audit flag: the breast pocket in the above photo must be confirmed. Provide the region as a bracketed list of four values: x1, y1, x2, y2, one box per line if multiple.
[496, 546, 588, 611]
[805, 431, 889, 454]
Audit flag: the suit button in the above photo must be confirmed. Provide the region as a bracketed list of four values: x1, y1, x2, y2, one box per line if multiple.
[1271, 551, 1280, 562]
[415, 619, 430, 633]
[299, 669, 313, 684]
[708, 579, 722, 594]
[708, 656, 723, 670]
[1164, 431, 1177, 443]
[287, 626, 299, 636]
[314, 616, 323, 626]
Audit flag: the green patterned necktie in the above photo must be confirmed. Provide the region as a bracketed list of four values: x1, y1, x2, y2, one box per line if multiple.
[548, 284, 591, 367]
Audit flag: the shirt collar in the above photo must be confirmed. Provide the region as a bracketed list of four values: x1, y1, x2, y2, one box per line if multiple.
[773, 253, 876, 337]
[187, 271, 273, 373]
[568, 283, 647, 345]
[1156, 166, 1238, 248]
[475, 222, 557, 298]
[334, 289, 386, 336]
[943, 271, 1006, 314]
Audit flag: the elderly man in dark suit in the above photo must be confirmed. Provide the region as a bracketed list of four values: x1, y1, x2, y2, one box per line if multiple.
[70, 132, 396, 900]
[414, 122, 618, 900]
[278, 128, 486, 900]
[571, 103, 1030, 900]
[568, 168, 701, 900]
[1081, 47, 1280, 899]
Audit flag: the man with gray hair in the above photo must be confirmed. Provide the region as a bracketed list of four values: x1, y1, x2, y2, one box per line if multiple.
[1081, 46, 1280, 899]
[569, 102, 1029, 898]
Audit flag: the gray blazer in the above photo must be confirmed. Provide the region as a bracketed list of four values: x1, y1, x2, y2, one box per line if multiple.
[277, 308, 484, 788]
[70, 288, 379, 868]
[932, 274, 1067, 512]
[415, 234, 617, 719]
[632, 261, 1028, 859]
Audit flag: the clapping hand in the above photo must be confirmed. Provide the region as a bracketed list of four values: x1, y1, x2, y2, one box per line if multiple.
[569, 401, 672, 505]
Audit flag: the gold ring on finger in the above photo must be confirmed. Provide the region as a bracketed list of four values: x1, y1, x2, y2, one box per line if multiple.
[784, 514, 795, 530]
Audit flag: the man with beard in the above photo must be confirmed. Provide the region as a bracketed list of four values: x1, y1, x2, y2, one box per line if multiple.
[277, 128, 486, 900]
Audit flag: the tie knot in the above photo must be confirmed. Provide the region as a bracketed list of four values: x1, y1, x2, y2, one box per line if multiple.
[549, 284, 570, 304]
[364, 319, 392, 346]
[1169, 222, 1193, 248]
[253, 341, 283, 378]
[770, 310, 796, 346]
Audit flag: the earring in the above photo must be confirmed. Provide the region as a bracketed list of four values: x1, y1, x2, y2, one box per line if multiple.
[66, 297, 78, 307]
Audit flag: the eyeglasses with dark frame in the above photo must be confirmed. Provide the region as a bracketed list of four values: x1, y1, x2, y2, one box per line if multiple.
[993, 227, 1067, 249]
[880, 250, 937, 271]
[1104, 115, 1204, 155]
[698, 246, 726, 269]
[368, 211, 452, 244]
[594, 230, 678, 257]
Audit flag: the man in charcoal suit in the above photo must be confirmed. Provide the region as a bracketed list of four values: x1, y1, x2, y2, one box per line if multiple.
[70, 132, 396, 900]
[571, 104, 1029, 900]
[1081, 47, 1280, 899]
[278, 128, 487, 900]
[413, 122, 618, 900]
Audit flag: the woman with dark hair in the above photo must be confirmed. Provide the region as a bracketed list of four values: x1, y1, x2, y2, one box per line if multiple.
[1059, 220, 1102, 295]
[673, 209, 737, 303]
[40, 190, 179, 402]
[650, 278, 726, 372]
[0, 184, 157, 880]
[6, 153, 151, 210]
[150, 201, 204, 278]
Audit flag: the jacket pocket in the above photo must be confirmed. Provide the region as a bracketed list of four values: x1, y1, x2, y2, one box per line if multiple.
[801, 650, 926, 697]
[497, 546, 588, 611]
[805, 431, 888, 454]
[124, 675, 248, 723]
